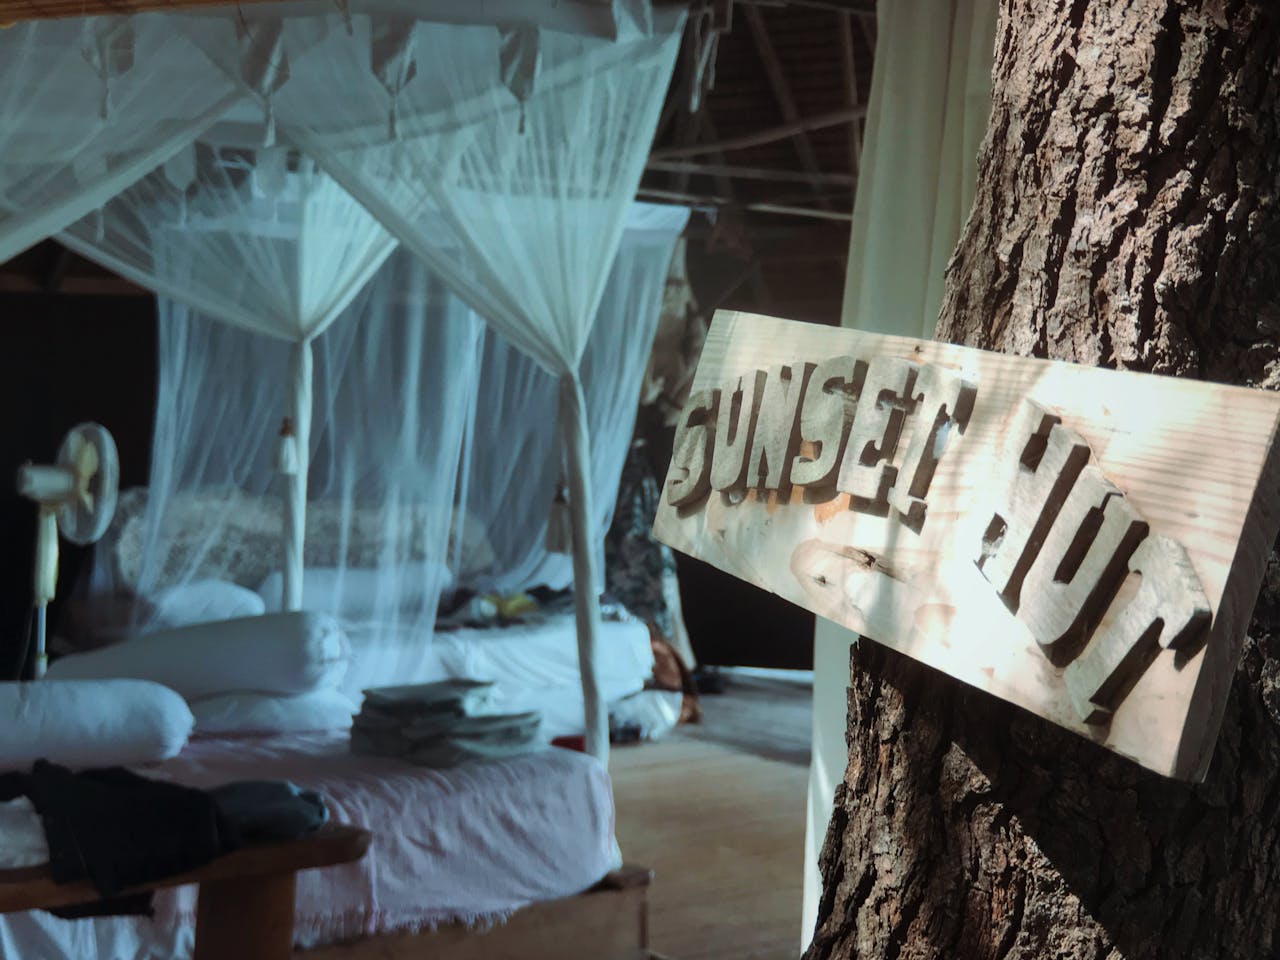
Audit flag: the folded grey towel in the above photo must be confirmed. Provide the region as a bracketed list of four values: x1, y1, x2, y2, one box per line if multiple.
[359, 680, 494, 720]
[210, 780, 328, 843]
[350, 709, 543, 768]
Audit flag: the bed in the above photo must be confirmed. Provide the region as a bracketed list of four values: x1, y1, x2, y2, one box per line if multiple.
[77, 488, 657, 742]
[35, 489, 657, 958]
[0, 731, 638, 960]
[341, 616, 654, 739]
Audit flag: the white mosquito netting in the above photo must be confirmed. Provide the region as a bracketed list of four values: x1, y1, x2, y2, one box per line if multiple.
[4, 1, 684, 764]
[261, 9, 685, 761]
[78, 202, 684, 712]
[461, 203, 690, 595]
[0, 16, 239, 265]
[59, 134, 401, 611]
[101, 252, 483, 693]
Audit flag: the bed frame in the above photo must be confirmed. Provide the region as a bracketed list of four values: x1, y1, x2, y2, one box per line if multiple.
[0, 831, 649, 960]
[301, 864, 653, 960]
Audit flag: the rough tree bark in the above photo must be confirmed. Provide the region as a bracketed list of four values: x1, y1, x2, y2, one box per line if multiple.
[806, 2, 1280, 959]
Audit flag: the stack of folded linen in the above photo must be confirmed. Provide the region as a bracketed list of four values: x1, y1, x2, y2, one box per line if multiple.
[350, 680, 543, 767]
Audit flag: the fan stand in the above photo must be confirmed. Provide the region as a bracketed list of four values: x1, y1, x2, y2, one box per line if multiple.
[29, 506, 58, 680]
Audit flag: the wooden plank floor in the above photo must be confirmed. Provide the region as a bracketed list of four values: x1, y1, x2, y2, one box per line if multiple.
[610, 674, 812, 960]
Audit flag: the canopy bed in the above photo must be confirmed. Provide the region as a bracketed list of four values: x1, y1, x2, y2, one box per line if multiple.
[0, 1, 687, 957]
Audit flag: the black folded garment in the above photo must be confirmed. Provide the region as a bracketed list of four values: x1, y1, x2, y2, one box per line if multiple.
[0, 761, 328, 919]
[0, 761, 228, 917]
[210, 780, 328, 844]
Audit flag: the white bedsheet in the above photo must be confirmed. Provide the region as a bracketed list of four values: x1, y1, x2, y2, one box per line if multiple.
[0, 731, 617, 960]
[341, 613, 654, 738]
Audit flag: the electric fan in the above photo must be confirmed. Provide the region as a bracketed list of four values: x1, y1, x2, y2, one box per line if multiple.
[15, 423, 119, 679]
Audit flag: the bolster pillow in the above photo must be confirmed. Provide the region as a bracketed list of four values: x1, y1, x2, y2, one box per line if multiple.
[0, 679, 193, 771]
[190, 689, 359, 737]
[144, 579, 267, 631]
[47, 612, 350, 699]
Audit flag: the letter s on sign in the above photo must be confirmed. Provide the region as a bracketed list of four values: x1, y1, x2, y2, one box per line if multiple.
[667, 388, 719, 508]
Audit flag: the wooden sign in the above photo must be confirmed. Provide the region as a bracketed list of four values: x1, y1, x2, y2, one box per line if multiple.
[653, 311, 1280, 781]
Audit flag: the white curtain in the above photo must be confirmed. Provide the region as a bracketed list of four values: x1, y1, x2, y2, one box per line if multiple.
[59, 137, 397, 342]
[0, 15, 238, 264]
[5, 4, 682, 765]
[59, 136, 400, 611]
[803, 0, 998, 949]
[95, 250, 481, 692]
[458, 203, 689, 594]
[82, 200, 680, 710]
[265, 12, 685, 762]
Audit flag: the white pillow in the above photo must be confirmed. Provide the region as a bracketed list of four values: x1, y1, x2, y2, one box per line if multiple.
[145, 579, 266, 631]
[257, 565, 454, 617]
[0, 679, 193, 771]
[190, 689, 358, 737]
[46, 612, 350, 699]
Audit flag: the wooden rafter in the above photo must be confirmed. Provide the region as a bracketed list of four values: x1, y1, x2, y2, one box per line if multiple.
[0, 272, 147, 296]
[647, 158, 855, 187]
[741, 0, 875, 14]
[694, 111, 777, 307]
[742, 5, 831, 209]
[0, 0, 278, 20]
[684, 221, 849, 242]
[837, 11, 864, 178]
[0, 0, 697, 22]
[669, 101, 705, 197]
[637, 187, 853, 223]
[41, 246, 72, 293]
[650, 107, 866, 161]
[858, 10, 877, 48]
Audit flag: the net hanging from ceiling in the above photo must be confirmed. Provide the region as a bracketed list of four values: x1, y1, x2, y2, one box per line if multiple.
[2, 2, 686, 763]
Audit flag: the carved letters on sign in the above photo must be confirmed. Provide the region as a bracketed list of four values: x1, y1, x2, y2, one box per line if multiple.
[669, 357, 977, 531]
[979, 399, 1210, 721]
[887, 364, 978, 531]
[667, 365, 1213, 729]
[789, 354, 863, 491]
[655, 312, 1280, 780]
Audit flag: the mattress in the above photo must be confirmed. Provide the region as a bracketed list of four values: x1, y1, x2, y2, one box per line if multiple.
[340, 612, 654, 739]
[0, 731, 617, 960]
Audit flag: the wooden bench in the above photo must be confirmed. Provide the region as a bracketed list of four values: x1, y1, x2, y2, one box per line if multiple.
[0, 823, 371, 960]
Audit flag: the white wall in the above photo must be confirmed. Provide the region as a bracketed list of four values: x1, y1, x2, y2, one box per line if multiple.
[800, 0, 997, 949]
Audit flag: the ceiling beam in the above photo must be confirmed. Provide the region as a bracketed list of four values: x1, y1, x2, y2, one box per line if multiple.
[41, 246, 72, 294]
[0, 0, 281, 20]
[0, 0, 683, 22]
[739, 0, 876, 15]
[693, 111, 777, 308]
[647, 158, 855, 187]
[837, 11, 864, 179]
[637, 187, 854, 223]
[669, 103, 703, 197]
[0, 272, 147, 296]
[742, 5, 831, 209]
[684, 222, 849, 241]
[650, 107, 866, 161]
[858, 10, 877, 48]
[704, 257, 765, 315]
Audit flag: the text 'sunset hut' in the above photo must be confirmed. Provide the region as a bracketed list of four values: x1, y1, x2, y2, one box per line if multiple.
[665, 355, 1209, 725]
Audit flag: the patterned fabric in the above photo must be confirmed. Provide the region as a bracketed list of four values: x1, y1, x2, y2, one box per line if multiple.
[102, 488, 494, 592]
[604, 441, 675, 641]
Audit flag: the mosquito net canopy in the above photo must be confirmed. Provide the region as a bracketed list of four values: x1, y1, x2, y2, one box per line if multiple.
[81, 203, 684, 717]
[3, 0, 685, 764]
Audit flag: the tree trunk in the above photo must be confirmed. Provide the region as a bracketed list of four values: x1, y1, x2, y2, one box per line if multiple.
[807, 2, 1280, 959]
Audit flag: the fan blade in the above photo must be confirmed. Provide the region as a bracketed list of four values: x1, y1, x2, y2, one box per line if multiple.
[76, 438, 100, 478]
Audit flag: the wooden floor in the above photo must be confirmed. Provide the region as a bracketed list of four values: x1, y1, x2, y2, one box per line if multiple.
[610, 673, 812, 960]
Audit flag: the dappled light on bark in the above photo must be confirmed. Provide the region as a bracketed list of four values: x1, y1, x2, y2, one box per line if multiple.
[808, 0, 1280, 957]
